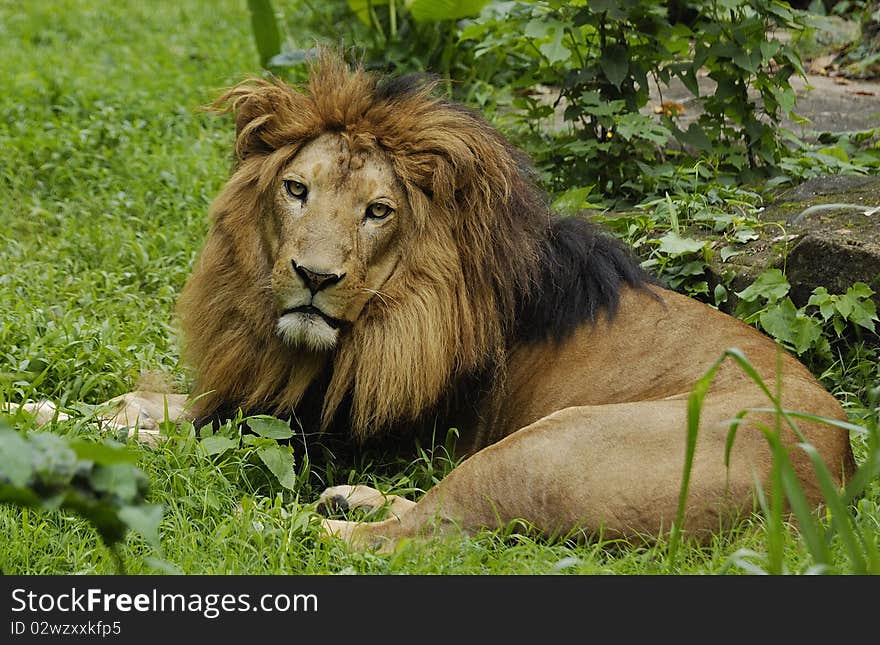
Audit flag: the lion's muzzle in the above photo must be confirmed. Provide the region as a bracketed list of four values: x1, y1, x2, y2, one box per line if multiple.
[291, 259, 345, 294]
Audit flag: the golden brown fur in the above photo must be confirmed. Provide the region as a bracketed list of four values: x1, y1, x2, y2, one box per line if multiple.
[170, 54, 856, 548]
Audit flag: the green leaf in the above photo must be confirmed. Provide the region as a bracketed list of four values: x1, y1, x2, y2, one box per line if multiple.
[458, 21, 488, 42]
[257, 445, 296, 490]
[0, 427, 33, 488]
[408, 0, 490, 22]
[734, 269, 790, 303]
[200, 435, 238, 456]
[668, 353, 726, 565]
[600, 44, 629, 89]
[719, 246, 742, 262]
[835, 290, 855, 319]
[759, 299, 822, 353]
[816, 145, 849, 162]
[713, 76, 740, 101]
[0, 482, 43, 507]
[836, 283, 878, 331]
[760, 40, 781, 62]
[247, 415, 294, 440]
[769, 84, 796, 115]
[671, 260, 709, 277]
[759, 298, 797, 340]
[0, 421, 157, 560]
[247, 0, 282, 68]
[90, 463, 142, 503]
[539, 28, 569, 64]
[846, 299, 878, 332]
[347, 0, 390, 26]
[790, 316, 823, 354]
[675, 123, 713, 153]
[678, 68, 700, 96]
[524, 19, 553, 40]
[778, 449, 831, 565]
[70, 439, 137, 465]
[590, 0, 627, 20]
[732, 226, 759, 243]
[661, 24, 693, 57]
[766, 1, 795, 21]
[267, 49, 313, 69]
[706, 41, 738, 61]
[616, 113, 670, 146]
[797, 442, 866, 573]
[732, 49, 759, 74]
[552, 186, 597, 215]
[656, 232, 706, 256]
[807, 287, 835, 321]
[523, 19, 570, 64]
[29, 433, 79, 487]
[119, 504, 164, 547]
[847, 282, 875, 299]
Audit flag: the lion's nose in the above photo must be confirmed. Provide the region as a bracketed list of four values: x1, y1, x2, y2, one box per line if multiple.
[292, 260, 345, 294]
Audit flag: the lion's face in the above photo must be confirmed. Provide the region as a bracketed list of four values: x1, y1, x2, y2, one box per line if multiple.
[268, 134, 406, 352]
[181, 60, 545, 431]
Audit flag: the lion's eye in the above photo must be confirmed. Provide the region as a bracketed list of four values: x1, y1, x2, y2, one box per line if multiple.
[284, 180, 308, 200]
[366, 203, 393, 220]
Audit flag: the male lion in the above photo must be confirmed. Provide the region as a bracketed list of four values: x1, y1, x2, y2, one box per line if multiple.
[79, 55, 858, 548]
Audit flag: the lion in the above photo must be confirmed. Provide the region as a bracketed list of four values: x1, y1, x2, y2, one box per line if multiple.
[38, 54, 856, 550]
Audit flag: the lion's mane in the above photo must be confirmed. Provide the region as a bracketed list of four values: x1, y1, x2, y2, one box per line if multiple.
[178, 54, 647, 441]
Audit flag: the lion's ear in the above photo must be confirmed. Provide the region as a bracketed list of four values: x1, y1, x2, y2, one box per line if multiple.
[209, 79, 294, 160]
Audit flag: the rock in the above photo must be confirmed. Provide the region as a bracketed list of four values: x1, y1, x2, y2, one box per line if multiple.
[708, 175, 880, 315]
[776, 175, 880, 203]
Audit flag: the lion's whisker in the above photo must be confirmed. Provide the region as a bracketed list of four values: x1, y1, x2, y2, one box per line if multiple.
[360, 288, 397, 307]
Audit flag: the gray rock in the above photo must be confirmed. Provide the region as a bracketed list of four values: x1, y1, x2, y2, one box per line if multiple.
[777, 174, 880, 204]
[708, 175, 880, 317]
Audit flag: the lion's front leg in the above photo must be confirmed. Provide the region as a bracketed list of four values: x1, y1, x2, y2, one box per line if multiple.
[319, 517, 395, 552]
[99, 391, 189, 443]
[316, 484, 416, 520]
[5, 391, 189, 445]
[316, 485, 423, 552]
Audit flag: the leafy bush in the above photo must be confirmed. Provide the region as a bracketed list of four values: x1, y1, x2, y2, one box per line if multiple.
[735, 270, 879, 355]
[196, 413, 303, 495]
[252, 0, 492, 81]
[0, 417, 161, 572]
[458, 0, 812, 197]
[256, 0, 814, 201]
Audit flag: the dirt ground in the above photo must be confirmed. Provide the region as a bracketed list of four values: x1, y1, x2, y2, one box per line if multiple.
[650, 70, 880, 137]
[786, 73, 880, 134]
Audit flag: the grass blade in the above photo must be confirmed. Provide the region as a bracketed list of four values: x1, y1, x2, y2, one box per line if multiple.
[667, 354, 724, 566]
[798, 442, 867, 573]
[777, 449, 831, 566]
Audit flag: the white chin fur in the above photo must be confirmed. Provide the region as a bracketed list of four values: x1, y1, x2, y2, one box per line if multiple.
[276, 313, 339, 351]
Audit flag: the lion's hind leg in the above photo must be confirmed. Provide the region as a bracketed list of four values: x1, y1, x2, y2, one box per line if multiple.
[316, 396, 806, 551]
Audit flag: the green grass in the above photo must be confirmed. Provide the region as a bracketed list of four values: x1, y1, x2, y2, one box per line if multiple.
[1, 0, 878, 575]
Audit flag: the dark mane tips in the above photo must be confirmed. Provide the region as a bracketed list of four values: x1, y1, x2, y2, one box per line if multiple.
[375, 71, 439, 101]
[515, 216, 655, 344]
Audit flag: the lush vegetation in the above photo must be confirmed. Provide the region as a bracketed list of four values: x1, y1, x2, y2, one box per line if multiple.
[1, 0, 878, 574]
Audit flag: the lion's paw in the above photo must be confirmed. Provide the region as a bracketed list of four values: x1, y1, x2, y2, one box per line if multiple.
[316, 484, 416, 520]
[316, 484, 382, 516]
